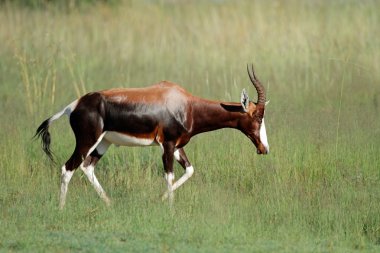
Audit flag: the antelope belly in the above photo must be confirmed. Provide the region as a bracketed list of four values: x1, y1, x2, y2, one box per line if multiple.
[104, 131, 156, 146]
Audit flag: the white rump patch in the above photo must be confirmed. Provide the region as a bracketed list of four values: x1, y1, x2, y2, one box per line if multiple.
[104, 131, 156, 147]
[260, 118, 269, 153]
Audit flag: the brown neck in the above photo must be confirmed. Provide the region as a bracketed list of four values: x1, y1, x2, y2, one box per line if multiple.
[189, 98, 243, 136]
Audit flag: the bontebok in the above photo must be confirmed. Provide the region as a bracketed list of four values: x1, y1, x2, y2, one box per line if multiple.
[35, 65, 269, 209]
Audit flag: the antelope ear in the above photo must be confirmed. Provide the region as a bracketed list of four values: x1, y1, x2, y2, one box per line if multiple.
[241, 89, 249, 112]
[220, 103, 244, 112]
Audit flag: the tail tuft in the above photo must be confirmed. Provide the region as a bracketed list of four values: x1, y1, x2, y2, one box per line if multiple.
[34, 118, 55, 162]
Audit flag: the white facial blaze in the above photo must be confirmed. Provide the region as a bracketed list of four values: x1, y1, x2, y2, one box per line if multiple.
[260, 118, 269, 153]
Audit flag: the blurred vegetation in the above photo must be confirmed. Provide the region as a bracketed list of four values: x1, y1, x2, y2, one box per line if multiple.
[0, 0, 119, 11]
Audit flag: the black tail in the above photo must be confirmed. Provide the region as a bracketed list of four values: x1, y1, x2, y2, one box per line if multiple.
[34, 118, 55, 162]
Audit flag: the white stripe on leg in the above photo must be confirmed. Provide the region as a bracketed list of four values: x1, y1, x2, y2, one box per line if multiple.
[162, 172, 174, 202]
[172, 166, 194, 191]
[80, 164, 111, 206]
[59, 165, 74, 209]
[162, 166, 194, 201]
[85, 132, 107, 157]
[174, 149, 181, 161]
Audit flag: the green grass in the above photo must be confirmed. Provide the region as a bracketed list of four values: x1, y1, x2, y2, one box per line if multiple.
[1, 0, 380, 252]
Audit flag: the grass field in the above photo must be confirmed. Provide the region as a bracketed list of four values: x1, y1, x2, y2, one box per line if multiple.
[1, 0, 380, 252]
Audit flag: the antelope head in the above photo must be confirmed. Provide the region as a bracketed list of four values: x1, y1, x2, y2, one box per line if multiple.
[239, 65, 269, 154]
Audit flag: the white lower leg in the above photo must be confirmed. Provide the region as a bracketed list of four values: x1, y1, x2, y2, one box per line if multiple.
[162, 166, 194, 200]
[59, 165, 74, 209]
[162, 172, 174, 202]
[81, 164, 110, 206]
[172, 166, 194, 191]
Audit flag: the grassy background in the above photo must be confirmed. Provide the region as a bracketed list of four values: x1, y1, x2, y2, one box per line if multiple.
[1, 0, 380, 252]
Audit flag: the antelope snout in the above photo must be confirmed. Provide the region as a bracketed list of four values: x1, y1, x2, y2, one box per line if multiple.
[257, 147, 269, 155]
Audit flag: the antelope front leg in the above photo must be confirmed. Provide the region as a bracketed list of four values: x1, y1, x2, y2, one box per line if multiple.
[162, 148, 194, 200]
[161, 142, 175, 205]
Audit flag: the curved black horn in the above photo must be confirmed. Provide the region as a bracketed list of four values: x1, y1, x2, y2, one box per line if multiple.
[247, 64, 266, 105]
